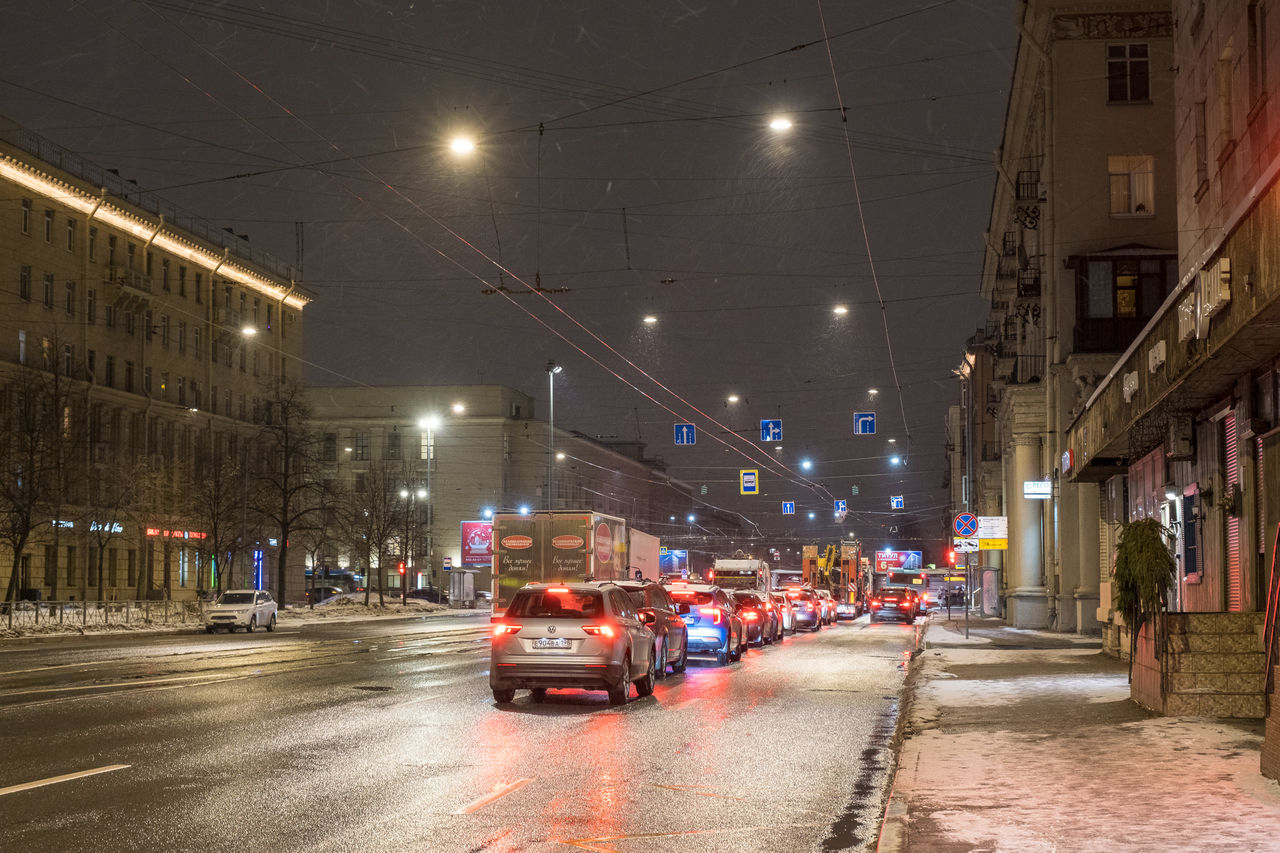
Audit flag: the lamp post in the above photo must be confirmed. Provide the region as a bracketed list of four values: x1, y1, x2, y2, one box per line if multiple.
[418, 415, 441, 598]
[546, 360, 562, 509]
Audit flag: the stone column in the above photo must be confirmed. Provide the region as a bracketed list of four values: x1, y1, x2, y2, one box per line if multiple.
[1075, 481, 1102, 634]
[1007, 433, 1048, 627]
[1055, 479, 1079, 632]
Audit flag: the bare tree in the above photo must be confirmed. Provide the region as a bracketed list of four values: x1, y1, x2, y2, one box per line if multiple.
[78, 455, 142, 604]
[333, 458, 410, 608]
[0, 350, 88, 603]
[249, 377, 322, 604]
[190, 436, 248, 597]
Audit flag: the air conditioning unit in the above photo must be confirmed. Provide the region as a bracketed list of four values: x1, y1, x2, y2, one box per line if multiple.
[1122, 370, 1139, 402]
[1166, 415, 1193, 460]
[1199, 257, 1231, 319]
[1147, 340, 1166, 373]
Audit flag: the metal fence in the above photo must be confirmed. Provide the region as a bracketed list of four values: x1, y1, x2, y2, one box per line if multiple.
[1, 599, 203, 631]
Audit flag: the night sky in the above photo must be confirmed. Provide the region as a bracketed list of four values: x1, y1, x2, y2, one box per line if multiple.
[3, 1, 1015, 553]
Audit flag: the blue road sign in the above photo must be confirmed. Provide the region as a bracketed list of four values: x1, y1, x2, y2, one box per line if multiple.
[739, 469, 759, 495]
[760, 419, 783, 442]
[890, 495, 904, 510]
[782, 501, 796, 515]
[954, 512, 978, 537]
[853, 412, 876, 435]
[834, 500, 847, 514]
[674, 423, 696, 445]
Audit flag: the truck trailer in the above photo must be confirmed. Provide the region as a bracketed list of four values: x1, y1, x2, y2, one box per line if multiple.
[490, 511, 627, 616]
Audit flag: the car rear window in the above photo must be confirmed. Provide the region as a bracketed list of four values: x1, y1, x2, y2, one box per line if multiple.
[668, 589, 714, 606]
[508, 589, 603, 618]
[733, 592, 764, 606]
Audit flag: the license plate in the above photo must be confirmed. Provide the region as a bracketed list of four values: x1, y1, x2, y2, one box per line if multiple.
[533, 638, 571, 649]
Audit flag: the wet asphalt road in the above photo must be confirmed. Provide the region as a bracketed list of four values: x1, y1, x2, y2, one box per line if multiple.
[0, 611, 920, 852]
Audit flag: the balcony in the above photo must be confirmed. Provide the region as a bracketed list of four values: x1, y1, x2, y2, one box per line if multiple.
[1016, 271, 1042, 300]
[108, 266, 151, 293]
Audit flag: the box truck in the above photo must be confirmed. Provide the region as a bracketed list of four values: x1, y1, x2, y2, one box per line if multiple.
[491, 511, 627, 616]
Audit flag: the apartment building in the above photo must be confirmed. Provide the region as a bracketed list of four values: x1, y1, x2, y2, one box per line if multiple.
[0, 119, 311, 603]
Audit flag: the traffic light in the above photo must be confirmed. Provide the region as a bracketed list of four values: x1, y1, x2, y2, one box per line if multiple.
[947, 549, 956, 565]
[397, 562, 406, 575]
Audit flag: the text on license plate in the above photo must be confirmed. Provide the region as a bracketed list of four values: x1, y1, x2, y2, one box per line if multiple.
[533, 637, 572, 649]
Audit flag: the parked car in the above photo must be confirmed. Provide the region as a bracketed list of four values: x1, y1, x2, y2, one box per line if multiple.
[406, 587, 448, 604]
[869, 587, 917, 624]
[771, 591, 796, 635]
[305, 585, 345, 605]
[204, 590, 277, 633]
[605, 579, 689, 677]
[489, 582, 657, 706]
[731, 590, 777, 646]
[666, 581, 745, 665]
[784, 587, 823, 632]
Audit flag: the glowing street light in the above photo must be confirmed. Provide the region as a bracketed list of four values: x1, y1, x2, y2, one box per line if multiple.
[727, 394, 740, 404]
[833, 305, 848, 316]
[868, 388, 879, 397]
[800, 458, 813, 472]
[643, 315, 658, 325]
[449, 136, 476, 155]
[452, 402, 466, 414]
[769, 116, 793, 131]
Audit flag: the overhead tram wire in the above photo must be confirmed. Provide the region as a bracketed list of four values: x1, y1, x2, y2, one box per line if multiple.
[122, 2, 833, 502]
[816, 0, 912, 447]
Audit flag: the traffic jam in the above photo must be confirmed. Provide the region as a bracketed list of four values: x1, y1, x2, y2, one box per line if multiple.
[487, 512, 937, 706]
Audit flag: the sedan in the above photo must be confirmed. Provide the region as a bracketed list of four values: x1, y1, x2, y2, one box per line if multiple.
[489, 582, 657, 706]
[731, 590, 778, 646]
[666, 582, 744, 665]
[604, 579, 689, 677]
[204, 590, 277, 633]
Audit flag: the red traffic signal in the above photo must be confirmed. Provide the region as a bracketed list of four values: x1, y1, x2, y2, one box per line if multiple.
[397, 562, 406, 575]
[947, 549, 956, 564]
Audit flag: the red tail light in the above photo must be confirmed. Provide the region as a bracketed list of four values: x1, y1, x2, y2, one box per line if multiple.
[581, 624, 616, 638]
[699, 606, 723, 625]
[871, 598, 881, 607]
[803, 603, 814, 612]
[743, 611, 759, 622]
[493, 623, 522, 636]
[546, 587, 570, 593]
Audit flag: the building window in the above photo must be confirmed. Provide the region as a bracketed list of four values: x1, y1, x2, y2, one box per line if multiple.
[125, 361, 135, 393]
[1250, 3, 1269, 107]
[239, 345, 246, 373]
[89, 226, 97, 261]
[178, 265, 186, 297]
[194, 327, 203, 359]
[43, 274, 54, 309]
[160, 372, 169, 402]
[63, 345, 73, 377]
[146, 251, 154, 277]
[105, 355, 115, 388]
[108, 234, 117, 265]
[252, 350, 260, 377]
[1015, 170, 1041, 201]
[267, 304, 274, 331]
[1074, 255, 1176, 351]
[195, 272, 203, 304]
[323, 432, 337, 462]
[43, 210, 53, 242]
[143, 366, 152, 395]
[177, 377, 186, 407]
[1107, 43, 1150, 102]
[126, 242, 135, 270]
[1194, 101, 1208, 193]
[161, 314, 170, 347]
[87, 289, 96, 324]
[178, 321, 187, 354]
[21, 199, 31, 234]
[18, 330, 26, 365]
[65, 281, 76, 316]
[19, 265, 31, 301]
[105, 305, 115, 328]
[225, 389, 232, 417]
[1108, 155, 1154, 215]
[125, 310, 135, 336]
[66, 219, 76, 252]
[354, 431, 370, 461]
[87, 349, 95, 378]
[386, 431, 402, 460]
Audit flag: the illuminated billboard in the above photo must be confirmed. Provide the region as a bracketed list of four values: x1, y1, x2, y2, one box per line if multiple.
[874, 550, 923, 572]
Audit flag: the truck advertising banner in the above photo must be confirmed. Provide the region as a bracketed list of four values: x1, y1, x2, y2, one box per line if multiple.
[875, 550, 923, 572]
[460, 520, 493, 565]
[492, 512, 627, 613]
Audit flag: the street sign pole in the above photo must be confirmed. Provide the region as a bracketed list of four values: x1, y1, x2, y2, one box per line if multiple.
[965, 551, 973, 639]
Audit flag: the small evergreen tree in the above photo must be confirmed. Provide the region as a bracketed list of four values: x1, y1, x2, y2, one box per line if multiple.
[1113, 516, 1177, 679]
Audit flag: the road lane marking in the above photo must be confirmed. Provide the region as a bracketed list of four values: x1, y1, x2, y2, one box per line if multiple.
[454, 778, 533, 814]
[0, 764, 130, 797]
[559, 822, 824, 851]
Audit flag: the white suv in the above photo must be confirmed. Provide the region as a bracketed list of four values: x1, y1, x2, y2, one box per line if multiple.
[205, 589, 278, 633]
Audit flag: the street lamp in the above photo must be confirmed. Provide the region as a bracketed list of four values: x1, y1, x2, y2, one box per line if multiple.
[546, 360, 562, 509]
[418, 415, 441, 595]
[398, 485, 427, 604]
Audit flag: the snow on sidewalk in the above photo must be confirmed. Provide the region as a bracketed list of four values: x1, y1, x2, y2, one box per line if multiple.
[881, 620, 1280, 852]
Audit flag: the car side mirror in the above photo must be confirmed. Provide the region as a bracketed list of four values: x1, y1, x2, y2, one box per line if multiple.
[638, 608, 657, 625]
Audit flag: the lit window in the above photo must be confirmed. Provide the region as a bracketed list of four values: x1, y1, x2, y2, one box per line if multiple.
[1108, 155, 1154, 215]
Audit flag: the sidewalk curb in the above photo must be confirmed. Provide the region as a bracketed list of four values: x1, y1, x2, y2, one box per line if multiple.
[874, 619, 929, 853]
